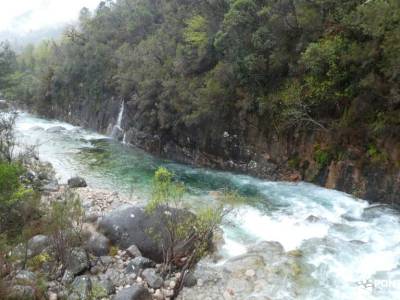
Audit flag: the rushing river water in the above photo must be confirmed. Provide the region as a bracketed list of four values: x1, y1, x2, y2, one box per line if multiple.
[15, 112, 400, 300]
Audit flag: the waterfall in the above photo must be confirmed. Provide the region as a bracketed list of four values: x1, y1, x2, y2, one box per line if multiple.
[116, 100, 124, 129]
[111, 100, 124, 140]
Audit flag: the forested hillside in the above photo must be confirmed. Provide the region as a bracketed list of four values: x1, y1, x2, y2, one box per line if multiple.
[1, 0, 399, 202]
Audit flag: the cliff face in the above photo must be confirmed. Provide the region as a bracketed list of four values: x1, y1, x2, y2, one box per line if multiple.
[45, 97, 400, 204]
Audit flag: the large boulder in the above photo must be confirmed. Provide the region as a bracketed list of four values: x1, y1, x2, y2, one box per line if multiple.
[85, 232, 110, 256]
[114, 286, 151, 300]
[0, 100, 9, 110]
[66, 248, 89, 275]
[27, 235, 49, 257]
[70, 275, 92, 300]
[68, 176, 87, 188]
[98, 205, 195, 262]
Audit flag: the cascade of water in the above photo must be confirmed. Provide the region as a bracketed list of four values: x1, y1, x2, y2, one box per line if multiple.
[116, 100, 124, 129]
[111, 100, 124, 140]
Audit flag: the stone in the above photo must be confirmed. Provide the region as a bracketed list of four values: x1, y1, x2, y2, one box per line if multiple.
[100, 255, 114, 266]
[245, 269, 256, 277]
[70, 275, 92, 300]
[15, 270, 36, 285]
[91, 276, 115, 298]
[98, 205, 196, 262]
[85, 232, 110, 256]
[9, 285, 36, 300]
[68, 176, 87, 188]
[41, 179, 59, 192]
[27, 234, 49, 257]
[67, 248, 89, 275]
[46, 126, 66, 133]
[61, 270, 74, 285]
[48, 292, 58, 300]
[305, 215, 320, 223]
[183, 271, 197, 287]
[114, 285, 152, 300]
[142, 268, 163, 289]
[126, 244, 142, 258]
[154, 289, 164, 300]
[0, 99, 9, 110]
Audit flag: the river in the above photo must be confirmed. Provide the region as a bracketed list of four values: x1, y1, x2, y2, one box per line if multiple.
[15, 112, 400, 300]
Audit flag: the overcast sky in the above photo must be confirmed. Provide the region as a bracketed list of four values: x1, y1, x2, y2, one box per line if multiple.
[0, 0, 101, 33]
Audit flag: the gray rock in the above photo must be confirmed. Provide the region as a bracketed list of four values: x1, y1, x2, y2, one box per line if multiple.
[70, 275, 92, 300]
[46, 126, 66, 133]
[85, 232, 110, 256]
[126, 244, 142, 258]
[61, 270, 74, 285]
[41, 179, 59, 192]
[27, 234, 49, 257]
[125, 257, 155, 274]
[15, 270, 36, 285]
[9, 285, 36, 300]
[30, 126, 44, 131]
[92, 275, 115, 296]
[142, 268, 163, 289]
[183, 271, 197, 287]
[114, 286, 151, 300]
[26, 170, 36, 181]
[67, 248, 89, 275]
[0, 99, 9, 110]
[98, 205, 196, 262]
[68, 176, 87, 188]
[100, 256, 114, 266]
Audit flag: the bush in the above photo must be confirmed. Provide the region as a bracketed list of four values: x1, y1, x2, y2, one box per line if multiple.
[44, 189, 85, 265]
[146, 167, 240, 297]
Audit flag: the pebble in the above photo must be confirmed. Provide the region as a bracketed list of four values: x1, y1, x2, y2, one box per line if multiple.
[48, 292, 57, 300]
[169, 281, 176, 289]
[245, 269, 256, 277]
[136, 277, 143, 283]
[154, 289, 164, 300]
[197, 279, 203, 287]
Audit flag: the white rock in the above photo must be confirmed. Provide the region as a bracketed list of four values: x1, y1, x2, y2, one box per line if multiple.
[169, 281, 176, 289]
[245, 269, 256, 277]
[154, 289, 164, 300]
[48, 292, 57, 300]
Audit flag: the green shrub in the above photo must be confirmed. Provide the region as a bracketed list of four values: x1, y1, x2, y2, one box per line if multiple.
[313, 145, 331, 167]
[45, 189, 85, 264]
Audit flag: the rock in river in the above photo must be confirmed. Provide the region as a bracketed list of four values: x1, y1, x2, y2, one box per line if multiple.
[98, 205, 196, 262]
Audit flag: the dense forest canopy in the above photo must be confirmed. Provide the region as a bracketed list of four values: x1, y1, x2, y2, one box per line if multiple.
[1, 0, 399, 158]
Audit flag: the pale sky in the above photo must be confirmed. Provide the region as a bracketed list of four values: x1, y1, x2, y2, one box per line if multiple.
[0, 0, 101, 33]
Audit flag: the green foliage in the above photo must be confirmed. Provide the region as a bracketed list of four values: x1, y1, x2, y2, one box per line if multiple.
[367, 144, 388, 164]
[146, 167, 238, 284]
[313, 145, 331, 168]
[44, 190, 85, 264]
[27, 253, 51, 271]
[2, 0, 399, 168]
[183, 15, 209, 49]
[108, 245, 119, 257]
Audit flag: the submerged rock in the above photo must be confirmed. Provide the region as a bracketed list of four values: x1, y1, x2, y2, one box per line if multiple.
[68, 176, 87, 188]
[46, 126, 67, 133]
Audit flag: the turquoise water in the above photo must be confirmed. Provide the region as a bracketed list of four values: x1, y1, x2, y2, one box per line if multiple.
[15, 112, 400, 300]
